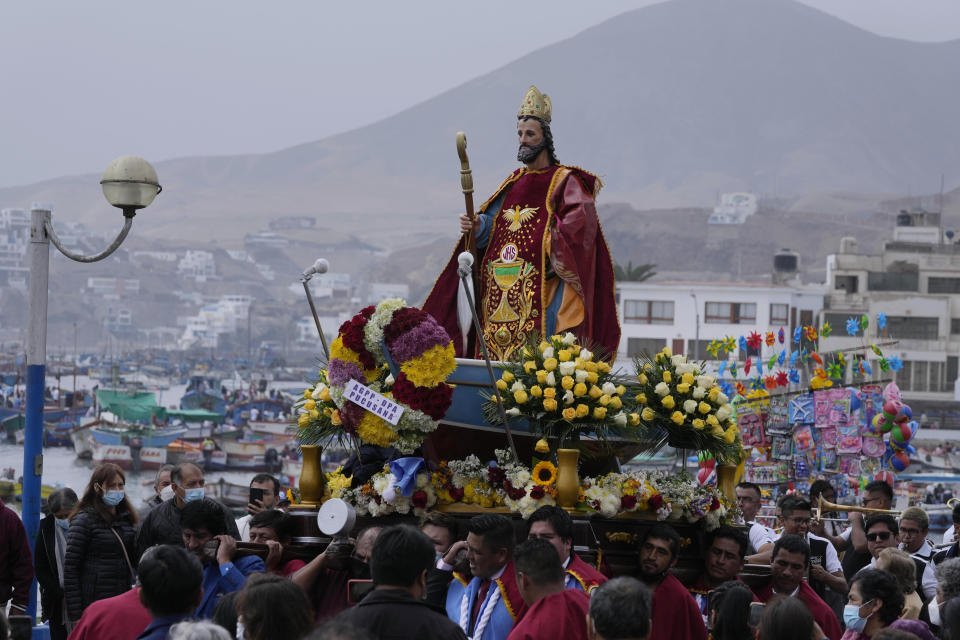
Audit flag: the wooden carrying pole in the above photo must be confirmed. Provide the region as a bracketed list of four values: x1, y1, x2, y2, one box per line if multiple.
[456, 132, 481, 356]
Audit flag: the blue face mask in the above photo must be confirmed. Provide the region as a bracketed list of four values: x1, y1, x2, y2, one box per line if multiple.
[103, 490, 125, 507]
[55, 518, 70, 531]
[843, 600, 874, 633]
[183, 488, 205, 503]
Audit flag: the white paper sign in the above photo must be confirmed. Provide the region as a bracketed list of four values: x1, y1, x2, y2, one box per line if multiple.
[344, 379, 403, 425]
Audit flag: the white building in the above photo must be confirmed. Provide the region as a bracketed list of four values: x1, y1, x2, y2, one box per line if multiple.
[296, 314, 346, 345]
[176, 294, 253, 350]
[0, 208, 29, 277]
[86, 277, 141, 297]
[708, 193, 758, 225]
[616, 280, 824, 363]
[177, 250, 217, 282]
[820, 209, 960, 415]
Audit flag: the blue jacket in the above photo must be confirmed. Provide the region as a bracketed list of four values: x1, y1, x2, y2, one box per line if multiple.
[444, 568, 521, 640]
[135, 613, 194, 640]
[195, 555, 264, 619]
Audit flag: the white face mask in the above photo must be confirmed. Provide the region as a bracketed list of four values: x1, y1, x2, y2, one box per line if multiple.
[929, 598, 941, 627]
[160, 485, 175, 502]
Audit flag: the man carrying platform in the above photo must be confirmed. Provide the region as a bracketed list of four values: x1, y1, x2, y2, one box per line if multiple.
[507, 539, 589, 640]
[637, 523, 707, 640]
[526, 505, 607, 593]
[424, 85, 619, 362]
[687, 525, 748, 624]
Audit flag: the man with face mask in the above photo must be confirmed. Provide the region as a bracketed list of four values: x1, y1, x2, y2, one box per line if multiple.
[424, 85, 619, 362]
[637, 524, 707, 640]
[136, 462, 240, 556]
[335, 525, 468, 640]
[139, 464, 174, 519]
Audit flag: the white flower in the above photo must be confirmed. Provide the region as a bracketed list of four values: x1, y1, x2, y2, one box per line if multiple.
[579, 348, 593, 362]
[716, 406, 732, 421]
[696, 375, 715, 388]
[654, 382, 670, 397]
[311, 383, 327, 400]
[543, 346, 555, 359]
[506, 407, 521, 417]
[671, 355, 686, 368]
[613, 412, 627, 427]
[717, 392, 729, 405]
[385, 374, 395, 387]
[562, 332, 577, 345]
[574, 369, 589, 384]
[559, 361, 576, 376]
[563, 390, 575, 405]
[601, 382, 617, 396]
[545, 372, 557, 387]
[683, 399, 698, 414]
[692, 386, 706, 400]
[510, 380, 526, 393]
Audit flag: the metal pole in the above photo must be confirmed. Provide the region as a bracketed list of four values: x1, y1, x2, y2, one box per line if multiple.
[23, 207, 51, 619]
[302, 280, 330, 361]
[691, 292, 700, 361]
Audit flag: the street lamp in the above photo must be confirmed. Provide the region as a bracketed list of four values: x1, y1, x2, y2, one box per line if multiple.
[23, 156, 160, 619]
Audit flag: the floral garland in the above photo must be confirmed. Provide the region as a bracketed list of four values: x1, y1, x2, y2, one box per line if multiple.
[296, 298, 457, 454]
[324, 450, 727, 526]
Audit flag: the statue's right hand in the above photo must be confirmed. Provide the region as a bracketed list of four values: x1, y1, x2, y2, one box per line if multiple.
[460, 214, 477, 235]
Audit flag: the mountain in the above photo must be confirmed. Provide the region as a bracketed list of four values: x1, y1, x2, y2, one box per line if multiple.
[2, 0, 959, 245]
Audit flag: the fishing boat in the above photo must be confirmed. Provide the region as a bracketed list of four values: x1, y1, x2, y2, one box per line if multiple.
[180, 375, 226, 415]
[92, 443, 168, 471]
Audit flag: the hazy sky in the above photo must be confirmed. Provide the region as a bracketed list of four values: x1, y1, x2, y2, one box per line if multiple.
[1, 0, 958, 190]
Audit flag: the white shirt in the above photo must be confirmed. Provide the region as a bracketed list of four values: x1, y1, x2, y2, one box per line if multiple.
[901, 540, 936, 565]
[867, 555, 937, 601]
[236, 514, 252, 542]
[943, 527, 957, 545]
[772, 531, 841, 573]
[746, 521, 775, 554]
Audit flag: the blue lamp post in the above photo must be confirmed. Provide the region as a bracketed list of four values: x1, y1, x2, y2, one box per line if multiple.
[23, 156, 161, 620]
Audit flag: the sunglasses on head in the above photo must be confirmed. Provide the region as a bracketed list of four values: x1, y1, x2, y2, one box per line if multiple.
[866, 531, 892, 542]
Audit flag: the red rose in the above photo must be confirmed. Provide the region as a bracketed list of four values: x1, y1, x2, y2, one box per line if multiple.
[449, 487, 464, 502]
[621, 494, 637, 510]
[529, 485, 545, 500]
[412, 490, 428, 509]
[710, 497, 721, 511]
[648, 494, 663, 510]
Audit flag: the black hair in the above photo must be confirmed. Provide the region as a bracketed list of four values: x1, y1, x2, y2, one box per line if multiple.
[708, 581, 754, 640]
[419, 511, 459, 543]
[736, 482, 762, 500]
[758, 596, 813, 640]
[942, 596, 960, 640]
[237, 573, 314, 640]
[212, 591, 240, 638]
[865, 514, 899, 537]
[864, 480, 894, 502]
[850, 568, 905, 626]
[780, 497, 812, 518]
[513, 538, 565, 586]
[808, 480, 834, 501]
[517, 116, 558, 165]
[706, 525, 748, 559]
[369, 525, 435, 588]
[527, 505, 573, 542]
[641, 523, 681, 561]
[249, 509, 293, 542]
[467, 514, 515, 555]
[138, 545, 203, 617]
[952, 502, 960, 524]
[250, 474, 279, 495]
[46, 487, 78, 515]
[180, 499, 227, 536]
[588, 577, 652, 640]
[772, 534, 810, 564]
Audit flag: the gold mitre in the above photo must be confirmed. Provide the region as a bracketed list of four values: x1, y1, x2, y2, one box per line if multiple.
[517, 85, 552, 123]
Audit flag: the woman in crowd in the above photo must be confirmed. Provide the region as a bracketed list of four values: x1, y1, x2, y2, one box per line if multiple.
[63, 463, 139, 623]
[237, 573, 314, 640]
[34, 487, 78, 640]
[940, 597, 960, 640]
[841, 569, 904, 640]
[706, 580, 754, 640]
[757, 596, 813, 640]
[874, 548, 921, 619]
[169, 621, 231, 640]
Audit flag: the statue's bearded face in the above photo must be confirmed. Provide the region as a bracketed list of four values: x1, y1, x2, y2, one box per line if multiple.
[517, 118, 546, 163]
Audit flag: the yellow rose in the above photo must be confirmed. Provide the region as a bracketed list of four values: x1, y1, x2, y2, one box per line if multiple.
[586, 372, 599, 384]
[514, 390, 529, 404]
[558, 349, 572, 362]
[536, 370, 548, 384]
[331, 410, 342, 425]
[544, 358, 558, 371]
[502, 371, 515, 383]
[706, 415, 720, 427]
[530, 385, 543, 398]
[535, 438, 550, 454]
[598, 362, 611, 373]
[711, 423, 725, 437]
[681, 372, 695, 385]
[320, 387, 332, 402]
[723, 428, 737, 444]
[616, 385, 626, 396]
[562, 407, 577, 421]
[309, 409, 319, 419]
[661, 346, 673, 357]
[661, 395, 675, 409]
[698, 401, 712, 414]
[585, 362, 598, 373]
[560, 376, 574, 390]
[589, 385, 603, 399]
[628, 413, 640, 426]
[708, 387, 720, 401]
[298, 413, 311, 426]
[524, 361, 538, 374]
[676, 383, 690, 394]
[496, 379, 508, 391]
[593, 407, 607, 420]
[599, 394, 611, 406]
[543, 398, 559, 412]
[671, 411, 685, 425]
[539, 340, 550, 351]
[576, 404, 590, 418]
[573, 382, 588, 397]
[304, 399, 317, 411]
[609, 396, 622, 409]
[693, 419, 706, 429]
[635, 393, 648, 405]
[662, 371, 672, 383]
[543, 387, 557, 399]
[641, 407, 656, 421]
[638, 373, 648, 385]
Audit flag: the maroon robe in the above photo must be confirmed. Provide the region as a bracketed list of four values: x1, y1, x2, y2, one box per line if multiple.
[423, 164, 620, 360]
[649, 573, 708, 640]
[566, 553, 607, 592]
[506, 589, 589, 640]
[754, 580, 843, 640]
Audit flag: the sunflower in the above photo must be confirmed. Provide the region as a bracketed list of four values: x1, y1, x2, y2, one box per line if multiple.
[532, 461, 558, 486]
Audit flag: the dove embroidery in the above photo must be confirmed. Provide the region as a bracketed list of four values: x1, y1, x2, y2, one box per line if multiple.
[501, 205, 538, 232]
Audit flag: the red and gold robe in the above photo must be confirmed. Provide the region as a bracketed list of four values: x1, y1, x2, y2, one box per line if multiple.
[566, 553, 608, 593]
[506, 589, 590, 640]
[649, 573, 708, 640]
[424, 164, 620, 361]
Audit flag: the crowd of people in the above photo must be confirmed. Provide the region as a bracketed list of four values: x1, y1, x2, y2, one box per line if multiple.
[6, 464, 960, 639]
